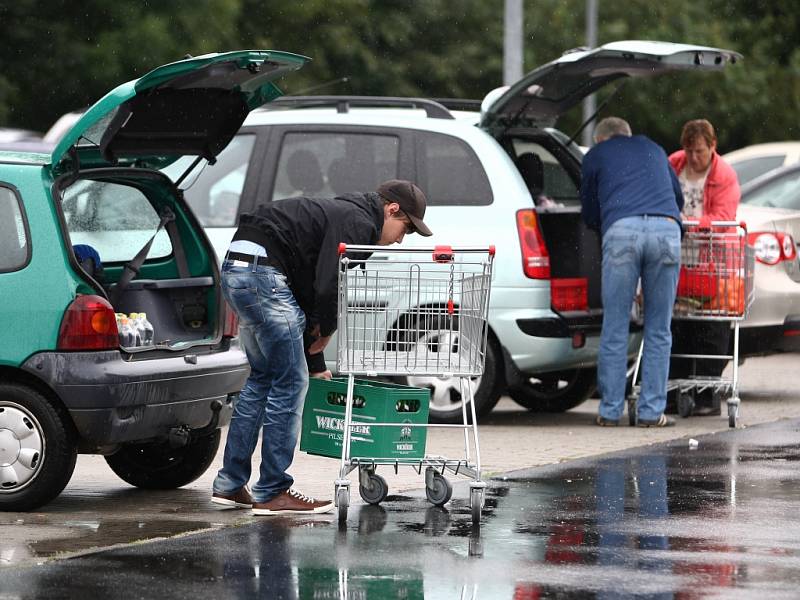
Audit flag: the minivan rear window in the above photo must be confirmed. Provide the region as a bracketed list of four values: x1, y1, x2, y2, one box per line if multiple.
[0, 186, 29, 272]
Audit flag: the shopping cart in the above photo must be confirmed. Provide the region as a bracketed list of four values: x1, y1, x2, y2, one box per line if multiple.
[330, 244, 495, 525]
[628, 221, 755, 428]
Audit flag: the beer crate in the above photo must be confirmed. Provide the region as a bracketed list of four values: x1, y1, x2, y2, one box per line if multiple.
[300, 377, 430, 460]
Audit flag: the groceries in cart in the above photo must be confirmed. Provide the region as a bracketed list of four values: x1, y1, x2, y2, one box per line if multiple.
[674, 226, 749, 318]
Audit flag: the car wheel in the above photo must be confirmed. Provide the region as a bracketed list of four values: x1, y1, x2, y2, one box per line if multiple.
[105, 430, 220, 489]
[509, 368, 596, 412]
[394, 318, 502, 424]
[0, 383, 77, 511]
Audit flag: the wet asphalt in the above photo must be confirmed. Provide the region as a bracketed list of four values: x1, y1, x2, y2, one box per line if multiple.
[2, 419, 800, 599]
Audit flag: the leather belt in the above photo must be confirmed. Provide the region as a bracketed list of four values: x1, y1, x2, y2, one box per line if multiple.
[226, 251, 284, 270]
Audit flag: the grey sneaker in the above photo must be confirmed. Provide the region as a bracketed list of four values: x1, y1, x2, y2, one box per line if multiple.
[637, 414, 676, 428]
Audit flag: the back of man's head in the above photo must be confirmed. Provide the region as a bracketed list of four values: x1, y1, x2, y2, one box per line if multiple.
[593, 117, 632, 144]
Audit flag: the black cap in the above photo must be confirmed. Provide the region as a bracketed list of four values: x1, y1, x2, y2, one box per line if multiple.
[377, 179, 433, 237]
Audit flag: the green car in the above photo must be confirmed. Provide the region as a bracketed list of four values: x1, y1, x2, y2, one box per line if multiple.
[0, 50, 308, 511]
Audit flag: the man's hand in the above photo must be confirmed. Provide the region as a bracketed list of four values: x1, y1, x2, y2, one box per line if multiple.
[308, 334, 332, 355]
[310, 369, 333, 380]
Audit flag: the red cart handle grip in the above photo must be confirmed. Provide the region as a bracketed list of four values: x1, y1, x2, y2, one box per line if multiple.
[433, 245, 454, 263]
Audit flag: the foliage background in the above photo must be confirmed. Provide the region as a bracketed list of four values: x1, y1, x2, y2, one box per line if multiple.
[1, 0, 798, 151]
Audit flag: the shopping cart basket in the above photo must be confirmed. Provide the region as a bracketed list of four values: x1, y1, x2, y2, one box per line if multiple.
[629, 221, 755, 427]
[327, 244, 495, 525]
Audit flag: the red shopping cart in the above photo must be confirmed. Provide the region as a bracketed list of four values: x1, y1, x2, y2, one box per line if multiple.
[629, 221, 755, 427]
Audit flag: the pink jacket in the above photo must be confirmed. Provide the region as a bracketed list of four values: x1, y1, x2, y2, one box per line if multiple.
[669, 150, 740, 222]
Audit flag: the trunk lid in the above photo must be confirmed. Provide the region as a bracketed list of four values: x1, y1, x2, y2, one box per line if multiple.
[479, 41, 740, 135]
[50, 50, 309, 173]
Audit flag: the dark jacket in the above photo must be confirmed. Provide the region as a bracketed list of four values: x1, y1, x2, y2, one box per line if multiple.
[232, 192, 384, 337]
[580, 134, 684, 237]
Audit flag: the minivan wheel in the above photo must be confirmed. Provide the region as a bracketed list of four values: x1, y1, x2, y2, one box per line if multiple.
[0, 384, 77, 511]
[399, 330, 502, 424]
[105, 430, 220, 489]
[509, 368, 596, 413]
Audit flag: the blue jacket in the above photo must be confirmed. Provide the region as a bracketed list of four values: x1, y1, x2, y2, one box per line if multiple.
[580, 134, 684, 236]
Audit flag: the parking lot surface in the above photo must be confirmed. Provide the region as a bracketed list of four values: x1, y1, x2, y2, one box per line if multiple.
[1, 354, 799, 567]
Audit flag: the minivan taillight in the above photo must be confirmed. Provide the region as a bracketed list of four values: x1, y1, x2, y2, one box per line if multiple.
[516, 209, 550, 278]
[58, 295, 119, 350]
[747, 231, 797, 265]
[551, 278, 589, 311]
[223, 300, 239, 338]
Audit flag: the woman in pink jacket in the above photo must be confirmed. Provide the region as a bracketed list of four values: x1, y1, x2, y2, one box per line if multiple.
[669, 119, 740, 225]
[668, 119, 741, 416]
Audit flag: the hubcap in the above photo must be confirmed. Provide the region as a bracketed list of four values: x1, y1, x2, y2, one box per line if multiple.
[405, 329, 482, 414]
[0, 403, 44, 492]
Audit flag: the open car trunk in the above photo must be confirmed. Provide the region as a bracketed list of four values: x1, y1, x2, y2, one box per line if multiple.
[60, 171, 221, 352]
[537, 208, 603, 311]
[110, 276, 217, 348]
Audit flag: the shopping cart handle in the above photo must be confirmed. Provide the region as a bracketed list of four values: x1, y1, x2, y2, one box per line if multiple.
[433, 245, 454, 263]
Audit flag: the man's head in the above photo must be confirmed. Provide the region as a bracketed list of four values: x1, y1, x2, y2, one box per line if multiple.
[593, 117, 632, 144]
[376, 179, 432, 245]
[680, 119, 717, 173]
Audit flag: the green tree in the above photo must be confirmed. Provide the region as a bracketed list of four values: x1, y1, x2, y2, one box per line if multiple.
[0, 0, 240, 131]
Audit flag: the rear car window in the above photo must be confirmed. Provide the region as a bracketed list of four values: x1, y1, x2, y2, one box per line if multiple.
[414, 132, 493, 206]
[0, 186, 29, 272]
[512, 140, 580, 205]
[741, 168, 800, 209]
[62, 181, 172, 263]
[163, 133, 255, 227]
[732, 155, 786, 186]
[272, 132, 400, 201]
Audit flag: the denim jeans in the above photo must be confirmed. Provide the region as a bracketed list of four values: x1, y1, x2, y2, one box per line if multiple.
[212, 259, 308, 503]
[598, 216, 681, 422]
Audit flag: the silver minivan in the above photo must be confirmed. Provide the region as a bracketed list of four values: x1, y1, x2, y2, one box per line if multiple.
[168, 41, 739, 423]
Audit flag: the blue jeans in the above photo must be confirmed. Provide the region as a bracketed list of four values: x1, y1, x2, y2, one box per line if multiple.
[598, 216, 681, 422]
[213, 259, 309, 502]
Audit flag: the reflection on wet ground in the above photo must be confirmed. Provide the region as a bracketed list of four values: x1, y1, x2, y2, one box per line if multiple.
[3, 420, 800, 598]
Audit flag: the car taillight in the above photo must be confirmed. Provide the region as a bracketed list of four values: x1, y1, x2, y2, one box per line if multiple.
[223, 300, 239, 338]
[58, 295, 119, 350]
[516, 209, 550, 279]
[747, 232, 796, 265]
[551, 278, 589, 311]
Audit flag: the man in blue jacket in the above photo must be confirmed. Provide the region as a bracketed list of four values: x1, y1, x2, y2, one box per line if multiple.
[581, 117, 684, 427]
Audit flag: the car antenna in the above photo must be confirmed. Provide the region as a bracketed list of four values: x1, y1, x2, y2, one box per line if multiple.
[566, 80, 628, 147]
[288, 76, 350, 95]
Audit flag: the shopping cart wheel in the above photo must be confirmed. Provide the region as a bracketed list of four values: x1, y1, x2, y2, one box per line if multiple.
[728, 400, 739, 428]
[470, 486, 484, 525]
[678, 392, 695, 418]
[336, 486, 349, 522]
[627, 396, 637, 427]
[425, 470, 452, 506]
[359, 472, 388, 505]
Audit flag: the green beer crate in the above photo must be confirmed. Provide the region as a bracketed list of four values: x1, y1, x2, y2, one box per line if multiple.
[300, 377, 430, 460]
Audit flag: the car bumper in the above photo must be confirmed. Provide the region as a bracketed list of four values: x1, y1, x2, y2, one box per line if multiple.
[22, 345, 249, 446]
[739, 315, 800, 356]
